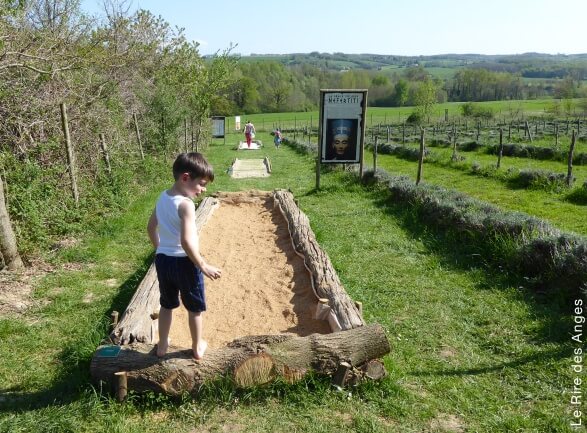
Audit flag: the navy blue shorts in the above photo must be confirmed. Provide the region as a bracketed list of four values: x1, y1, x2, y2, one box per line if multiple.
[155, 254, 206, 313]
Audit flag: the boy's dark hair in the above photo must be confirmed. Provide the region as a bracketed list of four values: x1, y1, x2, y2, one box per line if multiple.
[172, 152, 214, 181]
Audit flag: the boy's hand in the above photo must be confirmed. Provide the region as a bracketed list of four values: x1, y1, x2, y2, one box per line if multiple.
[202, 264, 222, 280]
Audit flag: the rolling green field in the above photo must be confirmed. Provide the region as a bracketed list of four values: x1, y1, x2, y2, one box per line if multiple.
[0, 129, 583, 432]
[241, 98, 578, 131]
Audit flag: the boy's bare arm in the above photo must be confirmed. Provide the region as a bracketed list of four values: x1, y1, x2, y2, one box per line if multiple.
[179, 200, 222, 280]
[147, 209, 159, 248]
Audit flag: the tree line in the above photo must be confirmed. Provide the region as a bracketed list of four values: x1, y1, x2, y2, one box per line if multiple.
[220, 60, 587, 115]
[0, 0, 237, 269]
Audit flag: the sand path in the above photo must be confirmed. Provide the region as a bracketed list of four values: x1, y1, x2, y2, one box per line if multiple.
[168, 192, 331, 349]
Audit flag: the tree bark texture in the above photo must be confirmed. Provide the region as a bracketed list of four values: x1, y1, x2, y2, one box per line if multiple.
[110, 196, 220, 344]
[92, 323, 390, 395]
[273, 190, 365, 330]
[0, 173, 24, 270]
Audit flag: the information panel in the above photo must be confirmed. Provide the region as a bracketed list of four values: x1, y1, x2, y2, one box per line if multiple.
[319, 90, 367, 164]
[211, 116, 225, 138]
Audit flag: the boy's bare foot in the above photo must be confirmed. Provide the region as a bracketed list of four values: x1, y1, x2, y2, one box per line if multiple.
[193, 340, 207, 360]
[156, 338, 170, 357]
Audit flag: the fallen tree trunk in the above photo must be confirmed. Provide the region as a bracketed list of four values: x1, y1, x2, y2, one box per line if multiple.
[273, 190, 364, 330]
[92, 323, 390, 396]
[110, 196, 220, 344]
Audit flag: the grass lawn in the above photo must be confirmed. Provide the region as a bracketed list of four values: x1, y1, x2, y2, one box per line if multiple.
[0, 131, 581, 432]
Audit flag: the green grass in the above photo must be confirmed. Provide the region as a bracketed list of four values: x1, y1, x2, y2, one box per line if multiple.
[243, 98, 577, 132]
[372, 151, 587, 236]
[0, 130, 581, 432]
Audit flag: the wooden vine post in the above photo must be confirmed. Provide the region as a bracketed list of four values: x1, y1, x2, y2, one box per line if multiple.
[525, 120, 533, 142]
[567, 130, 576, 187]
[416, 127, 425, 185]
[373, 136, 378, 173]
[450, 124, 458, 161]
[59, 102, 79, 205]
[496, 128, 504, 169]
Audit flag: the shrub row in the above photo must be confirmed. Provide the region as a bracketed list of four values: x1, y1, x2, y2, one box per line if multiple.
[363, 168, 587, 298]
[375, 143, 431, 161]
[486, 143, 587, 165]
[426, 137, 587, 165]
[282, 136, 317, 155]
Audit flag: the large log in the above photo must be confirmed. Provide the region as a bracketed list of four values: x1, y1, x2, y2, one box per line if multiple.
[92, 323, 390, 395]
[110, 196, 220, 344]
[273, 190, 364, 330]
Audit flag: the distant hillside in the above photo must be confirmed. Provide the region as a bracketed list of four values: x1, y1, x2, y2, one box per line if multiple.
[238, 52, 587, 80]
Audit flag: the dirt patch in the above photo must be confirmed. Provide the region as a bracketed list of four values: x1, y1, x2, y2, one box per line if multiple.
[0, 259, 52, 315]
[168, 191, 331, 349]
[429, 413, 466, 432]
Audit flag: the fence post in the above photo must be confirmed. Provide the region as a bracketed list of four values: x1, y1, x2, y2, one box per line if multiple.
[416, 128, 425, 185]
[133, 113, 144, 159]
[567, 130, 576, 186]
[496, 128, 504, 169]
[59, 102, 79, 205]
[373, 136, 378, 173]
[98, 133, 112, 177]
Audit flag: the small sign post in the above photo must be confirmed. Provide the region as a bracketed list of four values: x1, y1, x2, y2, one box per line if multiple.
[211, 116, 226, 144]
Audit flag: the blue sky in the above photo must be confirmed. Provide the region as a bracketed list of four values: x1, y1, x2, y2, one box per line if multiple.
[80, 0, 587, 56]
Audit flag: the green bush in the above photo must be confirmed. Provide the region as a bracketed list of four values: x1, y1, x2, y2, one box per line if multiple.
[566, 180, 587, 205]
[461, 102, 495, 119]
[513, 169, 569, 192]
[405, 111, 423, 124]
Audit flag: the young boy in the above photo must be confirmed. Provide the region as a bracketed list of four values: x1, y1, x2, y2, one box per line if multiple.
[147, 152, 221, 360]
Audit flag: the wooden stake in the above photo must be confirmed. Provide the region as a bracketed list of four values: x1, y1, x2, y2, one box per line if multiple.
[132, 113, 144, 159]
[416, 127, 425, 185]
[525, 120, 533, 142]
[373, 136, 378, 173]
[567, 130, 576, 187]
[496, 128, 504, 169]
[332, 361, 351, 388]
[98, 133, 112, 177]
[114, 371, 127, 402]
[110, 311, 119, 328]
[59, 102, 79, 205]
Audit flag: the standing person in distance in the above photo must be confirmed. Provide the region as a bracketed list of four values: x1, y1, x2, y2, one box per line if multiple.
[244, 120, 256, 148]
[147, 152, 222, 361]
[273, 127, 282, 149]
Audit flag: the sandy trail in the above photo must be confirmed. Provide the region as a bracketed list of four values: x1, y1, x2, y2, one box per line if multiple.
[168, 192, 331, 349]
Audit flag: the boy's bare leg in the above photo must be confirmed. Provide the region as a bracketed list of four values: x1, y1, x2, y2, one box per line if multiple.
[157, 307, 173, 357]
[188, 311, 207, 360]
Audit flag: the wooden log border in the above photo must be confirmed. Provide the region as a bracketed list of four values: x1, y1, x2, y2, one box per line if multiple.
[110, 190, 364, 342]
[95, 190, 381, 395]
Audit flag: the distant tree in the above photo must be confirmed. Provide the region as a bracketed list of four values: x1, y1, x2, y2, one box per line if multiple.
[393, 79, 409, 107]
[556, 76, 578, 116]
[414, 77, 438, 122]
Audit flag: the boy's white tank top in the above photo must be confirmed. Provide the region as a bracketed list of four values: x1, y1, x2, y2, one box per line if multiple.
[155, 191, 192, 257]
